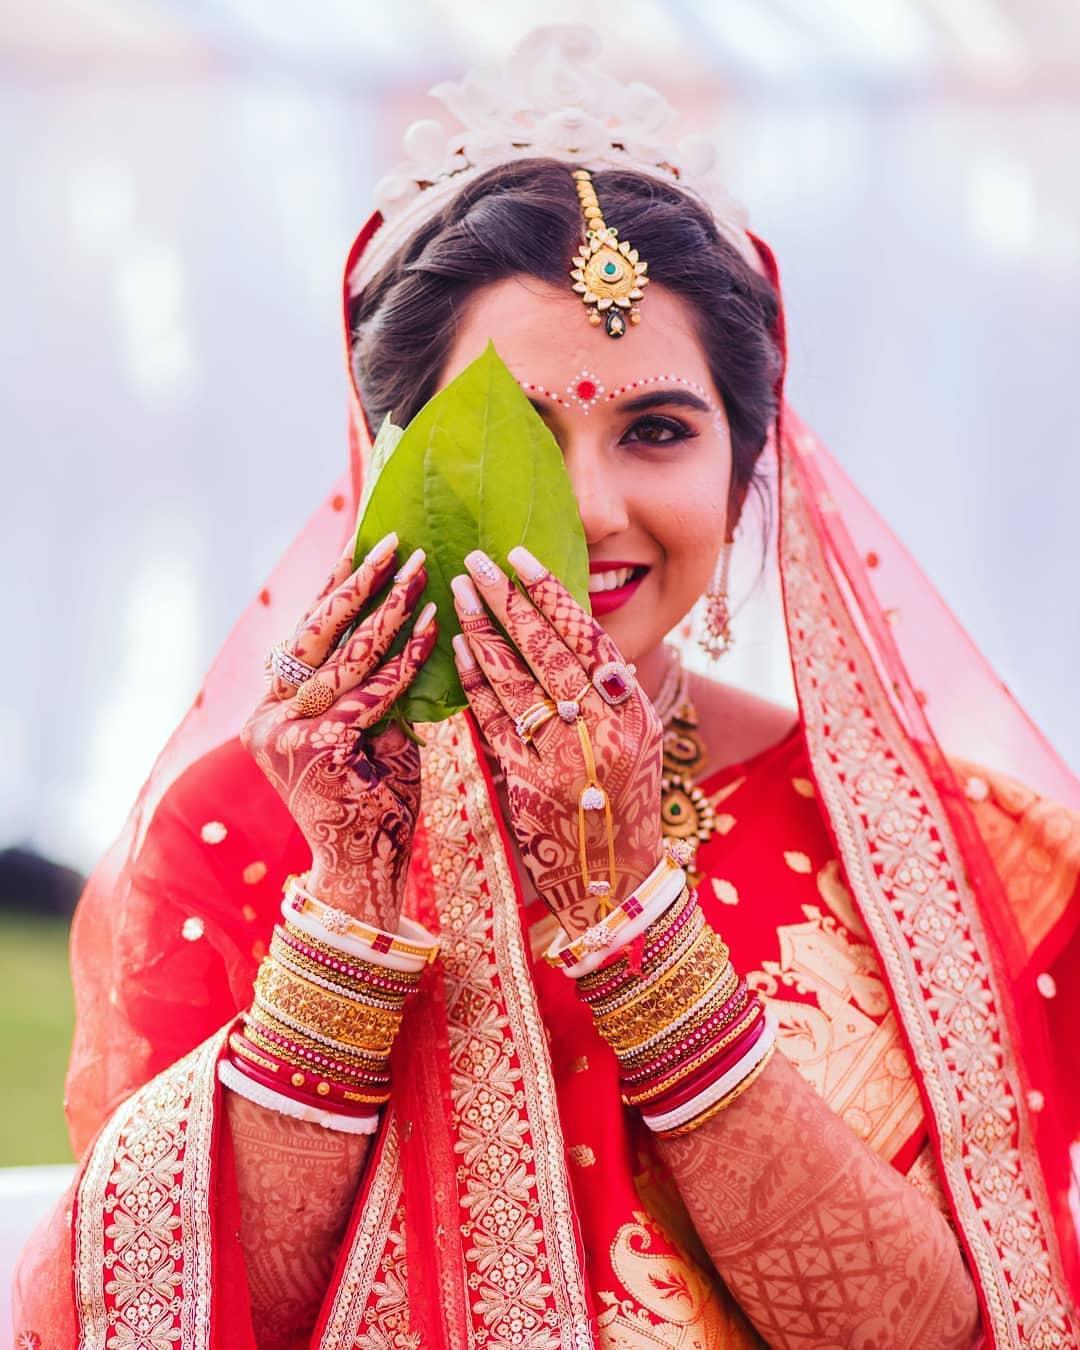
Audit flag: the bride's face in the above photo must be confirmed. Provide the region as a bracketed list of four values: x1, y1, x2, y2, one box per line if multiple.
[436, 275, 734, 665]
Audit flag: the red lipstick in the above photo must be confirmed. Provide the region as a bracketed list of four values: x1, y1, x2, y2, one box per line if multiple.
[588, 562, 650, 617]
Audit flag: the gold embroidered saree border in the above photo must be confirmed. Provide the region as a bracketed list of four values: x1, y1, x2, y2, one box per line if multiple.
[75, 1029, 224, 1350]
[779, 438, 1075, 1346]
[321, 717, 593, 1348]
[318, 1117, 406, 1348]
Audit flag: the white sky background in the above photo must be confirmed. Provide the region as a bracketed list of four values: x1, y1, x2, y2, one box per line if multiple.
[3, 0, 1080, 872]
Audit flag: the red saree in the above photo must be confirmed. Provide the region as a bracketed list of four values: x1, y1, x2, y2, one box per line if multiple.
[13, 200, 1080, 1349]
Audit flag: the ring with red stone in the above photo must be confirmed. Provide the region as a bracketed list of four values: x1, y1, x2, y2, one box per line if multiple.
[591, 660, 637, 707]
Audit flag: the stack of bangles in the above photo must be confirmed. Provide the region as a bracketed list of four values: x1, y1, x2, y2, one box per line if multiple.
[544, 847, 777, 1137]
[218, 873, 439, 1134]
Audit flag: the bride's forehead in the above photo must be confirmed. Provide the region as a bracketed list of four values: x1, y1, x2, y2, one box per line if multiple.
[446, 276, 709, 387]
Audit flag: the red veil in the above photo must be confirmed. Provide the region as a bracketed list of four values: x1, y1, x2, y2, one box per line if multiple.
[13, 80, 1080, 1350]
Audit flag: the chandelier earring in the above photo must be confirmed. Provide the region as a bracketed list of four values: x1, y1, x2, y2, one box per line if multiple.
[699, 539, 734, 659]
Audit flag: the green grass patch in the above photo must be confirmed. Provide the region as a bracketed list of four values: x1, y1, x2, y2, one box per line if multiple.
[0, 913, 75, 1164]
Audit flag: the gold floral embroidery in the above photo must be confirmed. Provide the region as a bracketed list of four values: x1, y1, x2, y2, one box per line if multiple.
[780, 437, 1076, 1346]
[75, 1031, 223, 1350]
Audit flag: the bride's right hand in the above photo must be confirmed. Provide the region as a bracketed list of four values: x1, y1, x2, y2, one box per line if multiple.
[241, 531, 437, 930]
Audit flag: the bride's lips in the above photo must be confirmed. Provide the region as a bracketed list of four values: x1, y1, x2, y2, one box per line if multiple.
[587, 561, 650, 616]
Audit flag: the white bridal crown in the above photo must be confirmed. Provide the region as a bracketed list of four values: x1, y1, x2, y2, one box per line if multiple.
[347, 22, 757, 298]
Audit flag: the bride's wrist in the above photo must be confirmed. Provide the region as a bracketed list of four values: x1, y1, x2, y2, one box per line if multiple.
[306, 864, 403, 929]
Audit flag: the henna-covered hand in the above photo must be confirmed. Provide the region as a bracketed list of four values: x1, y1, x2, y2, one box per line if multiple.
[450, 546, 662, 937]
[242, 532, 438, 928]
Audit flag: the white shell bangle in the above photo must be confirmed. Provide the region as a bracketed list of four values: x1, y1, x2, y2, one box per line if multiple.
[280, 893, 436, 974]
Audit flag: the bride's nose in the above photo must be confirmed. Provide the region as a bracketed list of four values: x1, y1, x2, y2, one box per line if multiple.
[564, 446, 631, 544]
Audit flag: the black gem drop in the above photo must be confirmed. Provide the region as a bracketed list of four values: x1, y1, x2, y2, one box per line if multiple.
[605, 309, 626, 338]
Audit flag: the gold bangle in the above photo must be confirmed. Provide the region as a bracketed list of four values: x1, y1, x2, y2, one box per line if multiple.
[241, 1019, 389, 1086]
[244, 1003, 388, 1068]
[594, 931, 732, 1051]
[255, 961, 403, 1052]
[656, 1042, 777, 1138]
[270, 932, 411, 1005]
[603, 960, 740, 1057]
[590, 922, 724, 1020]
[280, 921, 425, 986]
[623, 1002, 764, 1106]
[617, 980, 751, 1072]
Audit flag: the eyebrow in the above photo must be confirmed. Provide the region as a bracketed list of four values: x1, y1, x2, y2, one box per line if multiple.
[527, 388, 713, 416]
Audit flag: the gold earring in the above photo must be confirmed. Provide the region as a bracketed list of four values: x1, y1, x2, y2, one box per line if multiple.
[699, 540, 734, 659]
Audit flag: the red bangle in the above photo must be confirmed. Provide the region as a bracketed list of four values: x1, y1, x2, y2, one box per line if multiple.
[229, 1037, 388, 1115]
[629, 1013, 769, 1114]
[624, 1000, 762, 1100]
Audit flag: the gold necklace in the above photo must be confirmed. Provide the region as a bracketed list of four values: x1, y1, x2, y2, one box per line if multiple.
[659, 661, 716, 881]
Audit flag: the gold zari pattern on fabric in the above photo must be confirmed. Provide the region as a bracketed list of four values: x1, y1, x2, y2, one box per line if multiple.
[322, 717, 594, 1348]
[779, 436, 1076, 1347]
[75, 1030, 224, 1350]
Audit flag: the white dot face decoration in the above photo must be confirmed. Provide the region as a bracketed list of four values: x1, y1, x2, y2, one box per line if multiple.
[517, 372, 717, 418]
[567, 369, 605, 413]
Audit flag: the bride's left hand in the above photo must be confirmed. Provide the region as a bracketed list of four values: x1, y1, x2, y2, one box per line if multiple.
[451, 546, 663, 937]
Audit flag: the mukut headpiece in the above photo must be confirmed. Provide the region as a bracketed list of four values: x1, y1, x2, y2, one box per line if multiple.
[569, 168, 648, 338]
[346, 23, 757, 302]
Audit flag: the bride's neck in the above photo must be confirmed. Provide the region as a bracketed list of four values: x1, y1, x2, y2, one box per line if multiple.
[631, 641, 676, 704]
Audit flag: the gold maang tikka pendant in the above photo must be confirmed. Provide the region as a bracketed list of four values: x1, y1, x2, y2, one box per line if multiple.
[569, 169, 649, 338]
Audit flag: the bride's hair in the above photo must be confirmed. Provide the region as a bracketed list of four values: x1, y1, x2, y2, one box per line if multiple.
[350, 157, 782, 498]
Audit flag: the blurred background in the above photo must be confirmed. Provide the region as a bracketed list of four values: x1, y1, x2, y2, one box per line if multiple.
[3, 0, 1080, 1171]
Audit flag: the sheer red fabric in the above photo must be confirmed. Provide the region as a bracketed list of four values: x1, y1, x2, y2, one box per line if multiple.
[13, 201, 1080, 1347]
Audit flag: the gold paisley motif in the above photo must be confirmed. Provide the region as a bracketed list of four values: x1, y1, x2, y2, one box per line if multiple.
[597, 1212, 763, 1349]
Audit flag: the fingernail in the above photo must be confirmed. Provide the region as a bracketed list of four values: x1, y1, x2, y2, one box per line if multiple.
[464, 550, 501, 586]
[395, 546, 425, 583]
[452, 634, 477, 669]
[451, 574, 484, 615]
[367, 531, 398, 564]
[414, 601, 437, 634]
[507, 545, 547, 582]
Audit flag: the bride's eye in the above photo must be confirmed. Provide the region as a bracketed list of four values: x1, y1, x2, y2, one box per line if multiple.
[622, 414, 698, 446]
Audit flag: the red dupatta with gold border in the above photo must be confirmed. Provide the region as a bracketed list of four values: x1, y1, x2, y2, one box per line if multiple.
[13, 210, 1080, 1348]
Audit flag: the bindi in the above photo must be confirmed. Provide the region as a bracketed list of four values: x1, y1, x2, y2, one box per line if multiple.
[517, 369, 713, 417]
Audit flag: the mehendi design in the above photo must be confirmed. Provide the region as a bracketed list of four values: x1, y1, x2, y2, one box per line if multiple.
[658, 1053, 980, 1349]
[243, 553, 436, 929]
[226, 1090, 371, 1350]
[455, 556, 662, 934]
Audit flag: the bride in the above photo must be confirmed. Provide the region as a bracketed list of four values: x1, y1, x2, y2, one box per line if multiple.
[14, 24, 1078, 1350]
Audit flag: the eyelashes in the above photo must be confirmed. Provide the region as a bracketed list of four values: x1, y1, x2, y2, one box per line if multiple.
[621, 414, 699, 447]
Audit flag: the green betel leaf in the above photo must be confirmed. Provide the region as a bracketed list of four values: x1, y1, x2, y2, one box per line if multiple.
[353, 341, 590, 724]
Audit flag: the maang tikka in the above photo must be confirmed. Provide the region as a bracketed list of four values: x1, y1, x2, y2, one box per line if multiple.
[569, 169, 649, 338]
[699, 539, 734, 659]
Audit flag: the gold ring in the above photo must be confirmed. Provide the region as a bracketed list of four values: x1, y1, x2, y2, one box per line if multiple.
[514, 699, 556, 744]
[294, 675, 335, 718]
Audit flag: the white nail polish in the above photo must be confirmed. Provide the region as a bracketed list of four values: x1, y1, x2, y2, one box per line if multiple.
[395, 547, 425, 583]
[452, 634, 477, 668]
[414, 601, 437, 634]
[367, 532, 398, 564]
[465, 550, 500, 585]
[451, 576, 484, 615]
[507, 545, 547, 582]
